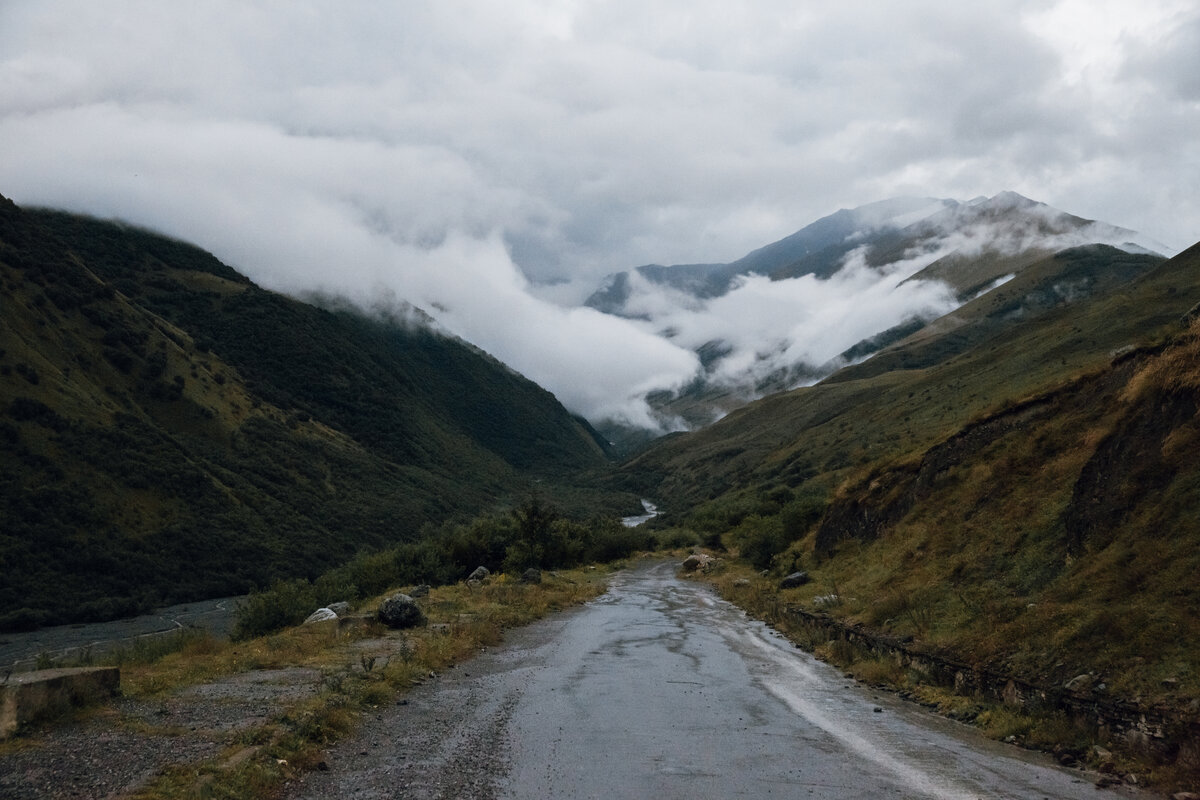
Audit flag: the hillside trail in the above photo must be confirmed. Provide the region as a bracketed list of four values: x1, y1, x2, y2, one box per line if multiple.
[282, 560, 1143, 800]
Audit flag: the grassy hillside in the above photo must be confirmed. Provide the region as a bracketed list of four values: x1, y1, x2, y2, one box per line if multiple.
[0, 195, 626, 630]
[626, 240, 1200, 708]
[798, 322, 1200, 704]
[629, 244, 1193, 505]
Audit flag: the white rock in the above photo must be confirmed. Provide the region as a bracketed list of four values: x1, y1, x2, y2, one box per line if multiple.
[303, 607, 338, 625]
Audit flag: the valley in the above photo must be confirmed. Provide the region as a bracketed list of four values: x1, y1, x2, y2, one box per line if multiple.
[2, 189, 1200, 793]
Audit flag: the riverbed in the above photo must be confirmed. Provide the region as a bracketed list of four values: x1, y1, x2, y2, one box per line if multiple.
[0, 595, 242, 673]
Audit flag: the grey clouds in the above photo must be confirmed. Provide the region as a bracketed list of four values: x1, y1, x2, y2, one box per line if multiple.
[1, 1, 1196, 425]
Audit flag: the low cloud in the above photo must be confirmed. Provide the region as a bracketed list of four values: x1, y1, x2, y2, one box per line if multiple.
[0, 1, 1196, 428]
[350, 233, 703, 428]
[623, 244, 960, 398]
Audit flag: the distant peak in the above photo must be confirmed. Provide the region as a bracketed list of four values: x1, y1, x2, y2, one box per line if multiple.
[985, 190, 1038, 209]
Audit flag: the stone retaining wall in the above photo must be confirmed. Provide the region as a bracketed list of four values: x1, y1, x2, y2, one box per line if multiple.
[0, 666, 120, 738]
[778, 604, 1200, 762]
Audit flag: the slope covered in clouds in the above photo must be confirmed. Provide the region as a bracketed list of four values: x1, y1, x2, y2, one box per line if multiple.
[584, 192, 1175, 440]
[2, 3, 1196, 437]
[0, 197, 633, 627]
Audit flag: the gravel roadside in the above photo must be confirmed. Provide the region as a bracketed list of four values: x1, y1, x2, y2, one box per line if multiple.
[0, 574, 604, 799]
[0, 666, 322, 799]
[282, 607, 582, 800]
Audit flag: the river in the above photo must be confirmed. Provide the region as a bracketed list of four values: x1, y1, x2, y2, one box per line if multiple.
[622, 499, 659, 527]
[0, 595, 242, 673]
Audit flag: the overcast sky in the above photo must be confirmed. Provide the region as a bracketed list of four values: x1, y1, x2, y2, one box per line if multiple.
[1, 1, 1197, 424]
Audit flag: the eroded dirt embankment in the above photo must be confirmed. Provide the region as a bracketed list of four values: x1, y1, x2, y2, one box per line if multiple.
[773, 603, 1200, 763]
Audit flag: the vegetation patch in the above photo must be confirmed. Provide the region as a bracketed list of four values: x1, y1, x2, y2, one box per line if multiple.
[701, 560, 1200, 792]
[103, 564, 614, 800]
[232, 497, 657, 639]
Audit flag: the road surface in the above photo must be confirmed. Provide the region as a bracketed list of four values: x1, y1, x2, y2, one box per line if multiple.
[285, 560, 1139, 799]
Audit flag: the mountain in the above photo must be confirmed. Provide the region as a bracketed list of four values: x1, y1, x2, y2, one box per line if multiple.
[0, 194, 626, 631]
[585, 197, 956, 314]
[622, 237, 1200, 709]
[585, 193, 1173, 450]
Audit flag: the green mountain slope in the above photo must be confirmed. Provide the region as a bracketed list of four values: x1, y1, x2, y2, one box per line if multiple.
[806, 308, 1200, 703]
[629, 244, 1194, 506]
[0, 195, 620, 630]
[624, 240, 1200, 704]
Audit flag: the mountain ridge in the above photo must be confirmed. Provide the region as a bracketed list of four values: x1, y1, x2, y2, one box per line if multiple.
[619, 237, 1200, 719]
[585, 192, 1172, 452]
[0, 194, 628, 630]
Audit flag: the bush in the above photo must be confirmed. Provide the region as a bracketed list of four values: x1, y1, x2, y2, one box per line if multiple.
[8, 396, 66, 430]
[729, 515, 787, 571]
[0, 606, 55, 632]
[780, 490, 827, 540]
[231, 502, 654, 638]
[233, 578, 319, 640]
[653, 527, 700, 549]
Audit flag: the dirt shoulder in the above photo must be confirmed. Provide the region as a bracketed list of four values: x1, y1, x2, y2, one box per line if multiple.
[0, 569, 609, 800]
[282, 608, 581, 800]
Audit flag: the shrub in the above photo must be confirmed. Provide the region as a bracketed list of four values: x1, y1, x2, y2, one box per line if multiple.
[233, 578, 319, 640]
[653, 527, 700, 550]
[729, 515, 787, 571]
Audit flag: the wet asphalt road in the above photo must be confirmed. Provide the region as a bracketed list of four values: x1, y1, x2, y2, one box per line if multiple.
[288, 560, 1142, 799]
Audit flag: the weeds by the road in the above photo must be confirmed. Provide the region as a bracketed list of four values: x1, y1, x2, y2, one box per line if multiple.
[108, 566, 611, 800]
[697, 559, 1196, 792]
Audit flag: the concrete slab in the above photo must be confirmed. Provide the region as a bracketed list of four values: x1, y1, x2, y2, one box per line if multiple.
[0, 666, 120, 738]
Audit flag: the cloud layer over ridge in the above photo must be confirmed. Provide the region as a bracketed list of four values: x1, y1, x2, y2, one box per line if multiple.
[1, 1, 1196, 425]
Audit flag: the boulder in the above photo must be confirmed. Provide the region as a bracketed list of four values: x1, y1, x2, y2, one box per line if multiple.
[409, 584, 431, 598]
[327, 601, 351, 616]
[779, 571, 811, 589]
[468, 566, 491, 583]
[303, 607, 338, 625]
[681, 554, 711, 572]
[520, 568, 542, 584]
[377, 593, 426, 629]
[1064, 673, 1094, 692]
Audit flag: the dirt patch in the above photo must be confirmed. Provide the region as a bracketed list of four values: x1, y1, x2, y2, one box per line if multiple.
[0, 667, 322, 799]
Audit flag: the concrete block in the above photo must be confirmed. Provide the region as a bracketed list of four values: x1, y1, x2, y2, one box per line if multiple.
[0, 666, 120, 738]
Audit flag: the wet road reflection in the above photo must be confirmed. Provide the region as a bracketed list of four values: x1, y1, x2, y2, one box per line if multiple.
[499, 560, 1136, 799]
